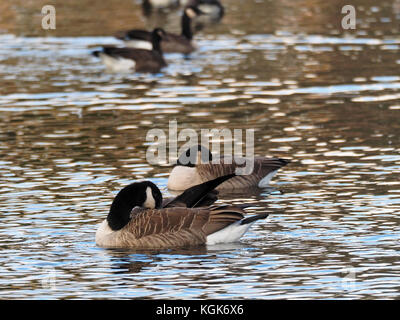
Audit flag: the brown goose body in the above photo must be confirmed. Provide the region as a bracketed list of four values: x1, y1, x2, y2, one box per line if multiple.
[94, 46, 166, 73]
[92, 28, 167, 73]
[160, 33, 196, 54]
[96, 205, 252, 249]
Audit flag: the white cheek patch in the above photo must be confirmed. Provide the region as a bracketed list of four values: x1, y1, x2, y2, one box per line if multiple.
[143, 187, 156, 208]
[186, 8, 197, 19]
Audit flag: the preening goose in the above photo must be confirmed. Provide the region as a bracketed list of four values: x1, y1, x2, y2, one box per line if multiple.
[116, 6, 202, 54]
[92, 28, 167, 73]
[167, 145, 290, 191]
[95, 174, 269, 249]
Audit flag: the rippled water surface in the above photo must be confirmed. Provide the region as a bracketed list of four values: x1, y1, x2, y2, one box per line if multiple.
[1, 0, 400, 299]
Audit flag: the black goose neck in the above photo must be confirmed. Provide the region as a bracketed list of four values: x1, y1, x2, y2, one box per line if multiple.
[181, 12, 193, 40]
[151, 33, 163, 54]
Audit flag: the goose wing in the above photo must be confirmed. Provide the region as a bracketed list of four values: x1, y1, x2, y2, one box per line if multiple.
[103, 207, 208, 248]
[117, 30, 184, 43]
[163, 173, 235, 208]
[128, 207, 208, 238]
[100, 46, 152, 59]
[197, 156, 289, 189]
[115, 29, 152, 41]
[121, 205, 247, 248]
[202, 205, 246, 235]
[162, 190, 218, 208]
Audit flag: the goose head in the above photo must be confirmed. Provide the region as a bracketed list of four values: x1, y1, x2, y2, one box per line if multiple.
[184, 5, 204, 19]
[177, 144, 213, 167]
[107, 181, 163, 231]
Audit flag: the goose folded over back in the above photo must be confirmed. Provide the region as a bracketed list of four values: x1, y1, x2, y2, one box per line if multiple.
[167, 145, 290, 191]
[92, 28, 167, 73]
[115, 6, 202, 54]
[96, 174, 269, 249]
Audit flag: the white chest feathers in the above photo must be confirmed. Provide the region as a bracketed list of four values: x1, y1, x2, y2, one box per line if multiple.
[167, 166, 203, 191]
[95, 219, 114, 246]
[124, 40, 153, 51]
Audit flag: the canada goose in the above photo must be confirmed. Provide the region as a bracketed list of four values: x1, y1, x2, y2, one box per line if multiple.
[95, 174, 269, 249]
[167, 145, 290, 191]
[92, 28, 167, 73]
[116, 6, 203, 54]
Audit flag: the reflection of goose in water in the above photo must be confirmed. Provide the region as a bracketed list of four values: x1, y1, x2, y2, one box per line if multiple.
[110, 256, 154, 274]
[96, 174, 270, 249]
[103, 242, 250, 275]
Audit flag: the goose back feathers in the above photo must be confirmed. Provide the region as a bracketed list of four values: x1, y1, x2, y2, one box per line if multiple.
[195, 156, 290, 190]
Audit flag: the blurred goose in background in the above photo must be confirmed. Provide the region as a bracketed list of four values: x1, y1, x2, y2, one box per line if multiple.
[167, 145, 290, 191]
[143, 0, 180, 10]
[95, 174, 270, 249]
[116, 6, 203, 54]
[182, 0, 224, 28]
[141, 0, 180, 17]
[92, 28, 167, 73]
